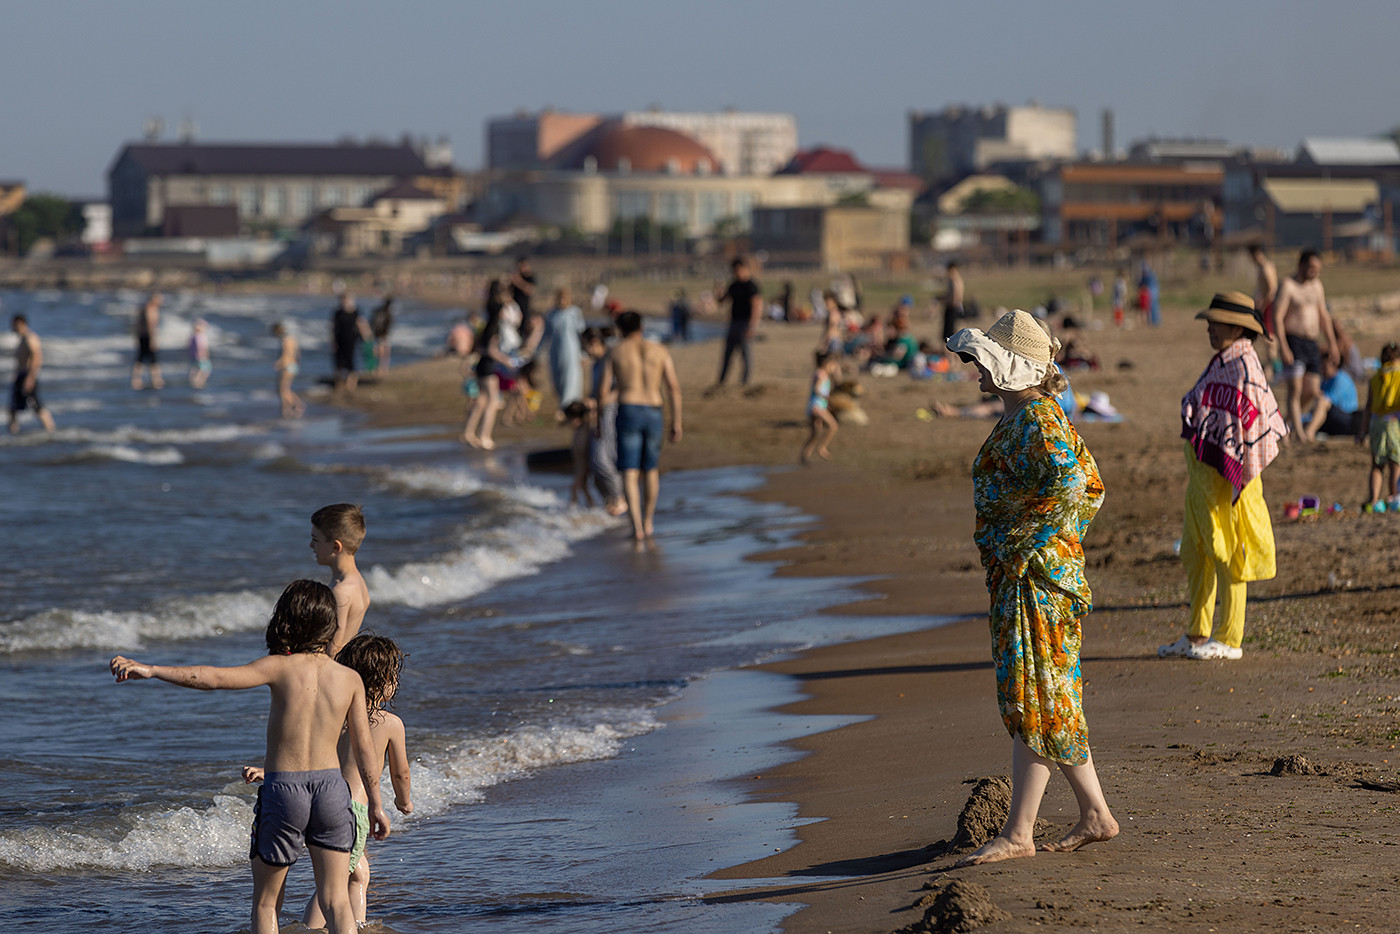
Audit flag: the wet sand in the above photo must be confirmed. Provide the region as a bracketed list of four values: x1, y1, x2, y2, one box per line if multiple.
[347, 266, 1400, 933]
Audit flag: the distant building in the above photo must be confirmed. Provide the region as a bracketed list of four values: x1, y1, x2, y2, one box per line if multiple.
[486, 108, 798, 176]
[0, 181, 25, 217]
[1296, 137, 1400, 168]
[1039, 162, 1223, 247]
[1127, 137, 1257, 165]
[303, 181, 447, 257]
[107, 140, 450, 237]
[749, 204, 910, 271]
[909, 103, 1076, 183]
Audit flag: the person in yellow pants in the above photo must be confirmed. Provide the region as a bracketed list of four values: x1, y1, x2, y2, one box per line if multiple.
[1161, 292, 1287, 661]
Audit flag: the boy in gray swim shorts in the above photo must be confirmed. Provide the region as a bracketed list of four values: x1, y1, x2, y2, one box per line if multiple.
[112, 580, 390, 934]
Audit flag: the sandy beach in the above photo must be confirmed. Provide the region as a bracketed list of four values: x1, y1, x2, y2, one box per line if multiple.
[348, 261, 1400, 933]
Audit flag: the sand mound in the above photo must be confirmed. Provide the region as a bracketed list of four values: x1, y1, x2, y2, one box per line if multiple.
[951, 776, 1012, 849]
[896, 880, 1011, 933]
[1271, 754, 1325, 776]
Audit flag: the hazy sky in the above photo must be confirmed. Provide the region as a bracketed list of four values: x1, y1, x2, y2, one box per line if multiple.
[3, 0, 1397, 196]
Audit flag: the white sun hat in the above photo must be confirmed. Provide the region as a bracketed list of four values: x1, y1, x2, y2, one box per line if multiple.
[946, 309, 1062, 392]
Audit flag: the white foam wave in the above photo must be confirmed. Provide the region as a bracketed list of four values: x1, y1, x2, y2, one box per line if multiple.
[47, 423, 260, 446]
[79, 444, 184, 466]
[0, 710, 659, 872]
[0, 589, 272, 654]
[365, 504, 616, 608]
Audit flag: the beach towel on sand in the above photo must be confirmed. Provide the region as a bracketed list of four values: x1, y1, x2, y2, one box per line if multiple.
[1181, 338, 1286, 502]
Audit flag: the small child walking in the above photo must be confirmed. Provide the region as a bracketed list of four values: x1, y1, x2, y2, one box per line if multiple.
[189, 318, 212, 389]
[111, 580, 390, 934]
[245, 632, 413, 928]
[801, 351, 842, 464]
[1357, 341, 1400, 511]
[563, 400, 597, 507]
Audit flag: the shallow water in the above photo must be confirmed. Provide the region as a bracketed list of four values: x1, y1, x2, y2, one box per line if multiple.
[0, 288, 943, 933]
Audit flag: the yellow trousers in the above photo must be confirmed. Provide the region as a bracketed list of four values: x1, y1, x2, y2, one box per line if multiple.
[1181, 444, 1275, 649]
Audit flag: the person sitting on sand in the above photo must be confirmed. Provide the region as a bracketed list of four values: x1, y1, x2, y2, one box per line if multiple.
[1160, 293, 1286, 661]
[945, 309, 1118, 866]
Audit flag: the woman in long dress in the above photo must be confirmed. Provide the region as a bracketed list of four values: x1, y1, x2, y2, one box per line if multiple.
[947, 309, 1118, 866]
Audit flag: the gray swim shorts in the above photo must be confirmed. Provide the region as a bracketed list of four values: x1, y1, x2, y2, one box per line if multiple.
[249, 768, 355, 866]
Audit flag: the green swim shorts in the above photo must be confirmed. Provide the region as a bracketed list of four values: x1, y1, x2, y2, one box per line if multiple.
[348, 799, 369, 873]
[1370, 415, 1400, 467]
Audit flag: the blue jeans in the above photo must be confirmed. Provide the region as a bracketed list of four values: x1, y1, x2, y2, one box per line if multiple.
[616, 404, 664, 471]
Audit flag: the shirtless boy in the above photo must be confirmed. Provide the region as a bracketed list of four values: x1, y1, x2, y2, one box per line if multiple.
[1274, 248, 1339, 440]
[310, 504, 370, 657]
[598, 311, 682, 542]
[246, 632, 412, 928]
[131, 292, 164, 390]
[110, 580, 390, 934]
[10, 315, 55, 434]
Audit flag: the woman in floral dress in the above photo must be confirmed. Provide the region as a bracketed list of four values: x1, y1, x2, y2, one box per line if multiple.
[947, 309, 1119, 866]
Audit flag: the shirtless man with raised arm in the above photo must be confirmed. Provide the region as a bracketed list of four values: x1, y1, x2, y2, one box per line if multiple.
[1274, 248, 1339, 441]
[599, 311, 682, 543]
[111, 580, 390, 934]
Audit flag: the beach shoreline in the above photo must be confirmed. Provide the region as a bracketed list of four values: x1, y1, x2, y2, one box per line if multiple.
[342, 274, 1400, 933]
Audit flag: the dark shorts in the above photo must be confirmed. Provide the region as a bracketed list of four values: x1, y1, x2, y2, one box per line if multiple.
[136, 336, 157, 365]
[11, 372, 41, 414]
[334, 344, 357, 373]
[1287, 335, 1322, 376]
[616, 403, 664, 472]
[249, 768, 355, 866]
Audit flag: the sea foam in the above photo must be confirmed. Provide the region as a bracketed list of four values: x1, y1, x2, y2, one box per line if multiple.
[0, 709, 659, 873]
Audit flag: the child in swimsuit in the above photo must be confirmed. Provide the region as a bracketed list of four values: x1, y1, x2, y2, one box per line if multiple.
[245, 632, 413, 928]
[801, 351, 842, 464]
[188, 318, 212, 389]
[111, 580, 391, 934]
[271, 322, 305, 419]
[1358, 341, 1400, 511]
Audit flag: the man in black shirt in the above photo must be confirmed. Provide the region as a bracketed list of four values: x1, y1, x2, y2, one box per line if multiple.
[715, 257, 762, 387]
[331, 293, 370, 391]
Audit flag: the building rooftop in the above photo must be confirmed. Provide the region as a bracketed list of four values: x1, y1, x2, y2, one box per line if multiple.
[113, 142, 430, 177]
[553, 123, 718, 174]
[1298, 137, 1400, 166]
[1262, 178, 1379, 214]
[779, 147, 865, 174]
[373, 181, 441, 201]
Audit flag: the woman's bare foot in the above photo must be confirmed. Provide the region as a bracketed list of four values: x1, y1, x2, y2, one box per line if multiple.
[816, 447, 832, 460]
[1040, 814, 1119, 853]
[462, 432, 480, 448]
[954, 834, 1036, 867]
[478, 437, 496, 451]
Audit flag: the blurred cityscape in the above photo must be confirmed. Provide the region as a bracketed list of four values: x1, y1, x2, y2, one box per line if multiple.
[3, 101, 1399, 275]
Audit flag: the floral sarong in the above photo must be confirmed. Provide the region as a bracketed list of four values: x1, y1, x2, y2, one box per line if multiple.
[973, 398, 1103, 765]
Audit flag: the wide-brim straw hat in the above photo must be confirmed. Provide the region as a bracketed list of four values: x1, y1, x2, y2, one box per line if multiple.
[947, 309, 1061, 392]
[1195, 291, 1263, 334]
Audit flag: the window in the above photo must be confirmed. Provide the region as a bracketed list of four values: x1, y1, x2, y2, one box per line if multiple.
[697, 192, 727, 228]
[238, 185, 258, 219]
[292, 185, 315, 217]
[732, 192, 756, 229]
[657, 191, 689, 225]
[264, 186, 286, 219]
[210, 184, 231, 205]
[322, 185, 345, 208]
[613, 190, 649, 220]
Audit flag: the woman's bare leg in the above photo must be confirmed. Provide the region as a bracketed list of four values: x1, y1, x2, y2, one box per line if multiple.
[957, 735, 1050, 866]
[1042, 747, 1119, 852]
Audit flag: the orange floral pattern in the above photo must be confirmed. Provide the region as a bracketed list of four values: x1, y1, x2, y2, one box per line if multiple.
[973, 398, 1103, 765]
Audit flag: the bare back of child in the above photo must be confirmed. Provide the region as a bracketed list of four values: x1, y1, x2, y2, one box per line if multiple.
[111, 580, 390, 934]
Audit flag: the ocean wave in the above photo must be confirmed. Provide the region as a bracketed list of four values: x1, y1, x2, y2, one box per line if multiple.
[68, 444, 185, 466]
[0, 589, 272, 654]
[364, 502, 616, 608]
[0, 710, 659, 872]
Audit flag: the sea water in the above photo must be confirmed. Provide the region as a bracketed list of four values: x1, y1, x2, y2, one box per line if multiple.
[0, 288, 941, 933]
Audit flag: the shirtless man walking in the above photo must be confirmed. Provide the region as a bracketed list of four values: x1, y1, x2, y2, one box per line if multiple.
[10, 315, 55, 434]
[599, 311, 682, 542]
[1274, 248, 1339, 441]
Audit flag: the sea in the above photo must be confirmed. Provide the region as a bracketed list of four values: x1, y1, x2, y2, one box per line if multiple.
[0, 287, 941, 933]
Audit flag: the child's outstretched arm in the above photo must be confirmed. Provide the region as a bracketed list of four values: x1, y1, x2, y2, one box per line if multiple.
[347, 680, 392, 840]
[111, 655, 280, 690]
[384, 715, 413, 815]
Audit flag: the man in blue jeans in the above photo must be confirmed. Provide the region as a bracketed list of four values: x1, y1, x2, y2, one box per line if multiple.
[599, 311, 683, 543]
[713, 256, 762, 389]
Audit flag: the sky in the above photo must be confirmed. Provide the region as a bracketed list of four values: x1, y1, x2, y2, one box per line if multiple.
[2, 0, 1398, 197]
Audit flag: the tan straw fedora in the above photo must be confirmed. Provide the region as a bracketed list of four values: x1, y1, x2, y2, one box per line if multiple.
[947, 309, 1060, 392]
[1195, 291, 1263, 334]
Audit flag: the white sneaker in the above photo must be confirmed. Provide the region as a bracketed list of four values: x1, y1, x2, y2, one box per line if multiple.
[1194, 639, 1243, 660]
[1158, 635, 1198, 657]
